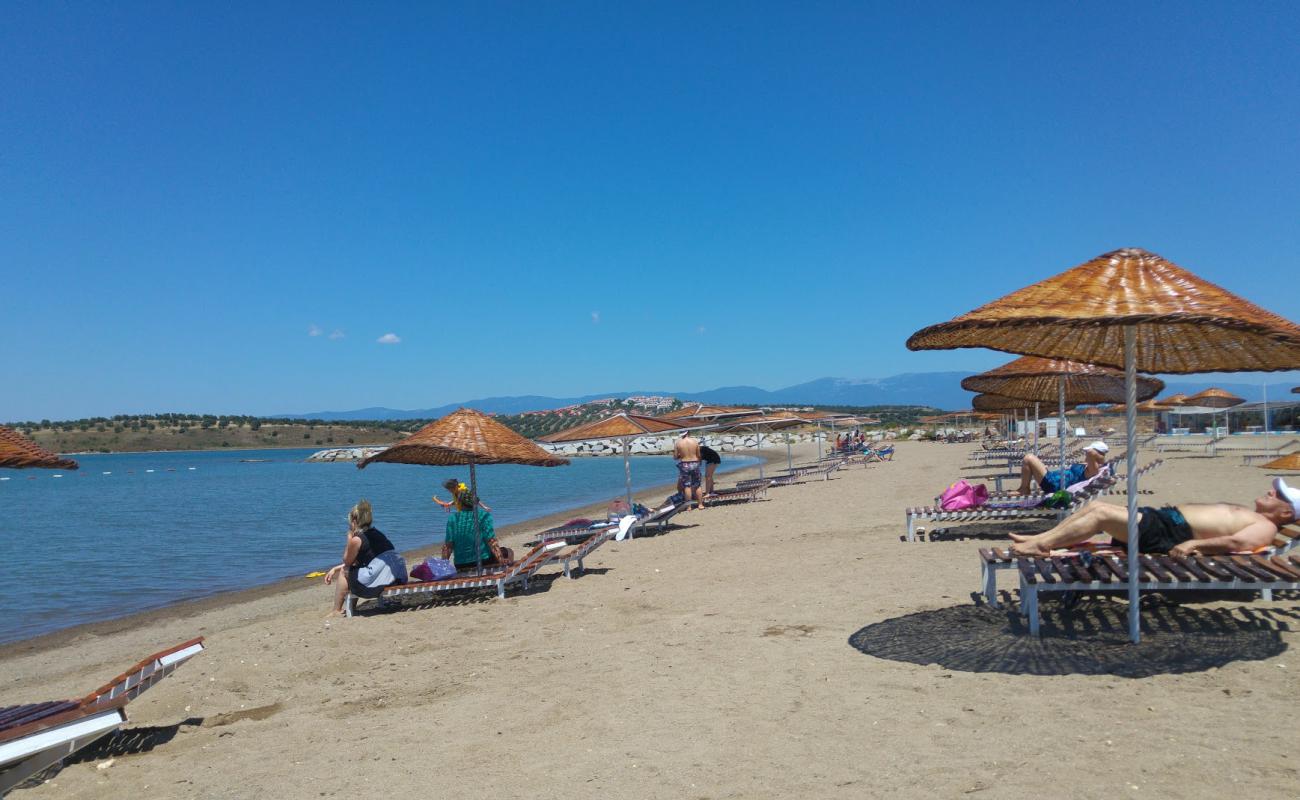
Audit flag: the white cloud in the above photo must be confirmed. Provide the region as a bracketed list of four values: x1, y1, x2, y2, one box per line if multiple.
[376, 333, 402, 345]
[308, 324, 324, 337]
[328, 330, 345, 340]
[591, 311, 600, 324]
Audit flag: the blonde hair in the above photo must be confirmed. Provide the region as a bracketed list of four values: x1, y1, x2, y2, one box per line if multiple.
[349, 499, 373, 531]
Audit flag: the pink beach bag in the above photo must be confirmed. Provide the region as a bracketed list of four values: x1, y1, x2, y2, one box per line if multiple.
[939, 480, 988, 511]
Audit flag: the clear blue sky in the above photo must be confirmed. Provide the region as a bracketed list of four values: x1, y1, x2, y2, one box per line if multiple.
[4, 2, 1299, 420]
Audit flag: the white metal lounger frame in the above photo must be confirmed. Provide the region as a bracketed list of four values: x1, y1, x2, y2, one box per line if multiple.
[906, 460, 1153, 543]
[345, 542, 567, 616]
[562, 516, 637, 577]
[0, 637, 206, 795]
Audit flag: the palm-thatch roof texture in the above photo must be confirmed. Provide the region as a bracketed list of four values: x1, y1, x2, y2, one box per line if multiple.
[961, 356, 1164, 405]
[358, 408, 568, 468]
[908, 248, 1300, 373]
[1260, 452, 1300, 471]
[1186, 388, 1246, 409]
[0, 426, 79, 470]
[538, 413, 684, 443]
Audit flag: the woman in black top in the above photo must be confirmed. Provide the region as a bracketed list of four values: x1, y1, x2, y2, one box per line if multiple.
[700, 441, 722, 496]
[325, 499, 408, 616]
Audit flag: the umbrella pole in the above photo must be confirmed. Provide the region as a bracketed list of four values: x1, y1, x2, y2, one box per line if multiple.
[786, 434, 792, 472]
[1033, 403, 1040, 456]
[1263, 382, 1271, 448]
[816, 422, 823, 461]
[1058, 378, 1067, 471]
[470, 458, 483, 573]
[623, 437, 633, 511]
[757, 429, 764, 478]
[1124, 326, 1141, 644]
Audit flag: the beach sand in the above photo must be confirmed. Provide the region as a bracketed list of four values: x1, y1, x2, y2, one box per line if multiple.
[3, 441, 1299, 799]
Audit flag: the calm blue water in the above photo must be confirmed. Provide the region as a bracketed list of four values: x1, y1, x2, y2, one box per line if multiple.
[0, 448, 755, 644]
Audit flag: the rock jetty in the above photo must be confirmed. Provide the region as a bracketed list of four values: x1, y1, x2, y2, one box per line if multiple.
[306, 446, 389, 462]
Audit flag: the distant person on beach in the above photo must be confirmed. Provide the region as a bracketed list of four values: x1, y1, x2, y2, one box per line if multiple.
[699, 440, 722, 495]
[432, 478, 492, 513]
[1014, 441, 1109, 495]
[325, 499, 408, 616]
[443, 486, 512, 570]
[674, 431, 704, 509]
[1010, 478, 1299, 557]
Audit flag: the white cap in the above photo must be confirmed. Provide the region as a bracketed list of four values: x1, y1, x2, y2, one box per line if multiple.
[1274, 478, 1300, 521]
[1085, 441, 1109, 455]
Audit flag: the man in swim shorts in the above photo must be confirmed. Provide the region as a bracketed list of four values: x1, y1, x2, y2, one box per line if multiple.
[1009, 477, 1300, 557]
[1014, 441, 1109, 495]
[674, 431, 704, 509]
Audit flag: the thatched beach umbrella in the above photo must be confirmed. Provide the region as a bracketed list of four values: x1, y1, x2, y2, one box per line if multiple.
[358, 408, 568, 571]
[909, 247, 1300, 643]
[718, 411, 808, 474]
[1260, 452, 1300, 471]
[1187, 387, 1246, 446]
[962, 356, 1163, 470]
[539, 412, 688, 509]
[0, 425, 79, 470]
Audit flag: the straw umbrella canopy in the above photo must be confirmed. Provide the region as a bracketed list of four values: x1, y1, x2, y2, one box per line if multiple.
[0, 425, 79, 470]
[909, 247, 1300, 643]
[358, 408, 569, 571]
[1187, 388, 1246, 443]
[962, 356, 1163, 469]
[1259, 452, 1300, 471]
[538, 412, 689, 509]
[659, 404, 753, 423]
[716, 411, 809, 474]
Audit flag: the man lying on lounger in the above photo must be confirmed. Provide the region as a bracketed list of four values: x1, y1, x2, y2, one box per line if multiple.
[1009, 478, 1300, 557]
[1014, 441, 1108, 495]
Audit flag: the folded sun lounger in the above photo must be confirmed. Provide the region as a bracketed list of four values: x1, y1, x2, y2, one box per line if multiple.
[0, 638, 205, 795]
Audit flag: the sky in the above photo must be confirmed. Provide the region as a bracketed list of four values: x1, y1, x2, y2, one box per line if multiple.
[3, 2, 1299, 420]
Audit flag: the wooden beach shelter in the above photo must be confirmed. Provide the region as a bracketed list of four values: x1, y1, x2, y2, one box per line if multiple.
[961, 356, 1163, 470]
[538, 412, 688, 510]
[0, 425, 78, 470]
[358, 408, 568, 572]
[908, 247, 1300, 642]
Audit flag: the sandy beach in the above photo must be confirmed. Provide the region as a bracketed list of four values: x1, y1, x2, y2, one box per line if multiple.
[4, 440, 1299, 799]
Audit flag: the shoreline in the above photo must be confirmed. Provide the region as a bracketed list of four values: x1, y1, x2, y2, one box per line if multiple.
[0, 446, 788, 661]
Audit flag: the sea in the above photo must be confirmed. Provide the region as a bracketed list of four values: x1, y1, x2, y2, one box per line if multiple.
[1, 447, 757, 645]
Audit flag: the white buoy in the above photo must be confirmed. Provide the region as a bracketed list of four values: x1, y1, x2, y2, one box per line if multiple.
[188, 467, 196, 470]
[0, 477, 9, 481]
[103, 471, 112, 475]
[146, 469, 155, 473]
[53, 474, 63, 478]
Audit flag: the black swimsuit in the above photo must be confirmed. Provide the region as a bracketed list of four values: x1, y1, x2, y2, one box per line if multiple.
[1134, 506, 1193, 553]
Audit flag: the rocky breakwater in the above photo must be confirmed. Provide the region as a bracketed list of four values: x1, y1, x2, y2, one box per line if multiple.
[306, 446, 390, 462]
[537, 430, 893, 457]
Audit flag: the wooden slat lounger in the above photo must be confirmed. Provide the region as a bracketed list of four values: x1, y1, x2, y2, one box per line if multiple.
[560, 516, 638, 577]
[0, 638, 205, 794]
[345, 542, 567, 616]
[1016, 547, 1300, 637]
[979, 521, 1300, 609]
[702, 482, 769, 506]
[906, 459, 1154, 543]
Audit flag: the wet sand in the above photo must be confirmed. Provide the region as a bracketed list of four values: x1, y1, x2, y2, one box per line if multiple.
[4, 441, 1299, 799]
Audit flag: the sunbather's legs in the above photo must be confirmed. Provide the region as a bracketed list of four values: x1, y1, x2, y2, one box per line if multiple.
[1009, 501, 1134, 556]
[704, 463, 717, 495]
[1017, 454, 1049, 495]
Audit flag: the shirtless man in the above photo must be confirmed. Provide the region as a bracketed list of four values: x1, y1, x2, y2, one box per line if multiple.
[673, 431, 704, 509]
[1015, 441, 1108, 496]
[1010, 477, 1300, 557]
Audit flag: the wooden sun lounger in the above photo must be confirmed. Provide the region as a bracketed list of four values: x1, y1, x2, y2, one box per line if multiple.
[1016, 548, 1300, 637]
[0, 638, 205, 794]
[979, 520, 1300, 609]
[703, 482, 769, 506]
[629, 501, 690, 538]
[346, 542, 567, 616]
[560, 516, 638, 577]
[904, 460, 1161, 542]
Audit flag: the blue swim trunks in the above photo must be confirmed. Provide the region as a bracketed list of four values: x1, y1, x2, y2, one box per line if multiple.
[677, 460, 702, 488]
[1040, 463, 1087, 493]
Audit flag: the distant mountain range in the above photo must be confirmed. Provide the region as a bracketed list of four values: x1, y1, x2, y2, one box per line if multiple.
[276, 374, 1295, 421]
